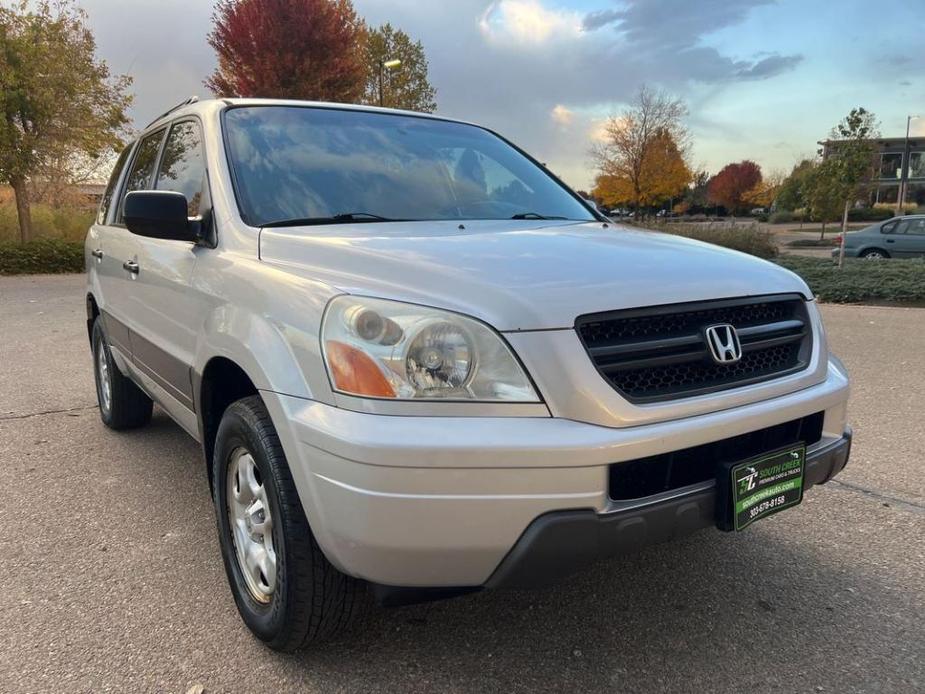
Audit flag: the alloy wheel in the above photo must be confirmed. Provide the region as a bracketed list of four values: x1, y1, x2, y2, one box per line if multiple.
[97, 342, 112, 415]
[226, 448, 278, 603]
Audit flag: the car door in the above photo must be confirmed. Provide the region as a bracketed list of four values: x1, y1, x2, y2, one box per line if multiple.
[99, 130, 167, 360]
[89, 143, 133, 356]
[883, 219, 914, 257]
[896, 218, 925, 257]
[127, 118, 211, 424]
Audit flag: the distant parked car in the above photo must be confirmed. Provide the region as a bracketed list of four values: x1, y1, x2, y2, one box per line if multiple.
[833, 215, 925, 259]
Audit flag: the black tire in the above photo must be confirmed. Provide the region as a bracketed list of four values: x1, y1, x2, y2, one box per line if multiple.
[860, 248, 889, 259]
[91, 318, 153, 430]
[212, 395, 366, 651]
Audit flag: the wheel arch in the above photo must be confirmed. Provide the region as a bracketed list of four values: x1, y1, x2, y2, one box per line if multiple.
[86, 292, 100, 345]
[195, 356, 262, 489]
[192, 300, 333, 487]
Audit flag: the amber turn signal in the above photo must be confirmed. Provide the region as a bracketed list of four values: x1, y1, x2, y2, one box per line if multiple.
[324, 340, 396, 398]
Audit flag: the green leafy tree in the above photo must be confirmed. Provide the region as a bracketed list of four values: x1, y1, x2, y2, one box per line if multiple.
[818, 107, 879, 263]
[802, 165, 842, 239]
[0, 0, 132, 242]
[681, 169, 710, 213]
[363, 23, 436, 112]
[775, 159, 815, 213]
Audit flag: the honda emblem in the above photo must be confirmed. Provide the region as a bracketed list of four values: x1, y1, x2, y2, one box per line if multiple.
[704, 324, 742, 364]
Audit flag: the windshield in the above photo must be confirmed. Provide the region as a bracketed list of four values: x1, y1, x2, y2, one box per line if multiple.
[223, 106, 596, 227]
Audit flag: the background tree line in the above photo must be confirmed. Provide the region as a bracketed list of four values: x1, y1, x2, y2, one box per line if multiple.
[591, 88, 880, 236]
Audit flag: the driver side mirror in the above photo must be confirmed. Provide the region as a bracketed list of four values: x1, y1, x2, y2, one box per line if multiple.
[124, 190, 199, 242]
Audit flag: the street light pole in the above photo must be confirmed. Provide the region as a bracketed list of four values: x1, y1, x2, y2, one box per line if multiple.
[897, 114, 920, 215]
[378, 58, 402, 107]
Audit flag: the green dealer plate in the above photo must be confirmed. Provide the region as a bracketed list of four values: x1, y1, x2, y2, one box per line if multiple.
[729, 444, 806, 531]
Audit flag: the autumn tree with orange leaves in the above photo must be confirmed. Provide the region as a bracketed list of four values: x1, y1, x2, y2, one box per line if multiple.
[592, 86, 691, 214]
[206, 0, 367, 102]
[743, 169, 786, 209]
[707, 160, 762, 216]
[594, 129, 690, 209]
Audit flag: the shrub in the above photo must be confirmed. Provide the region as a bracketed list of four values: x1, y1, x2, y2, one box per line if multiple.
[0, 202, 95, 243]
[0, 239, 85, 275]
[633, 221, 778, 259]
[787, 238, 838, 248]
[769, 210, 799, 224]
[846, 207, 894, 222]
[775, 256, 925, 304]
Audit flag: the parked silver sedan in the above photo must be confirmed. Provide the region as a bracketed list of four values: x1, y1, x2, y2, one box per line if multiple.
[834, 215, 925, 259]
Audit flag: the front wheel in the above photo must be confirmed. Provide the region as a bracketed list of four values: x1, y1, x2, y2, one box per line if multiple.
[212, 395, 366, 651]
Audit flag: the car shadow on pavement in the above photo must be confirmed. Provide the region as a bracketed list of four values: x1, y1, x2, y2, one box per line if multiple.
[283, 506, 918, 693]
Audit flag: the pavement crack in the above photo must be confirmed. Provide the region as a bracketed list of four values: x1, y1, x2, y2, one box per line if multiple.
[828, 478, 925, 515]
[0, 404, 97, 421]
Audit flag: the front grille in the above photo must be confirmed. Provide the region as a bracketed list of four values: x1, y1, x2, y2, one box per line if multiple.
[576, 294, 813, 403]
[609, 412, 824, 500]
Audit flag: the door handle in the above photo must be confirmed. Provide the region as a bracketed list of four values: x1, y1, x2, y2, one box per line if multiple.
[91, 248, 103, 259]
[886, 239, 895, 243]
[123, 260, 140, 274]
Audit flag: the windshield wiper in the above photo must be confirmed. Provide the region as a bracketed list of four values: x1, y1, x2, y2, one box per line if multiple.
[261, 212, 400, 228]
[510, 212, 569, 220]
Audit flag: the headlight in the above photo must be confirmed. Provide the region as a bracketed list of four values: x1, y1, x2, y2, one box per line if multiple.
[321, 296, 539, 402]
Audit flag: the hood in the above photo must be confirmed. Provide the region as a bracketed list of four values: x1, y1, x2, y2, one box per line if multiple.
[259, 220, 810, 331]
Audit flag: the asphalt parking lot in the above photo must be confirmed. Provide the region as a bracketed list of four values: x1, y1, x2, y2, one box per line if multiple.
[1, 274, 924, 693]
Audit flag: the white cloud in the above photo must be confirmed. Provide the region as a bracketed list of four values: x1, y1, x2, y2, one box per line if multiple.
[478, 0, 582, 44]
[588, 117, 611, 144]
[550, 104, 574, 127]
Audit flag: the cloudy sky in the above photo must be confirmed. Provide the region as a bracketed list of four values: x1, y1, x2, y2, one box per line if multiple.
[77, 0, 924, 189]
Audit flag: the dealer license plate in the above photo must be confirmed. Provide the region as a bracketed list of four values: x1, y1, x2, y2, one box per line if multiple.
[722, 444, 806, 531]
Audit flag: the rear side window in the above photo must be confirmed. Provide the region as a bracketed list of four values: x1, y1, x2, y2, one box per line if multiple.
[906, 219, 925, 235]
[155, 120, 206, 217]
[97, 145, 133, 225]
[118, 129, 165, 222]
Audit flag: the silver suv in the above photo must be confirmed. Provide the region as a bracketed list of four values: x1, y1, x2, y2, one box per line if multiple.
[86, 98, 852, 651]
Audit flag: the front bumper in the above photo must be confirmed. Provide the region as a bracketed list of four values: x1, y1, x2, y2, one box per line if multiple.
[487, 429, 851, 590]
[260, 358, 850, 590]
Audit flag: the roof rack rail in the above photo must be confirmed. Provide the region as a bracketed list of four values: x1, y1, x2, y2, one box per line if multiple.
[145, 96, 199, 128]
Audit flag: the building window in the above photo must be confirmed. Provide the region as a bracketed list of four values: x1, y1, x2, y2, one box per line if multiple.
[880, 152, 903, 180]
[904, 182, 925, 206]
[908, 152, 925, 180]
[876, 184, 900, 204]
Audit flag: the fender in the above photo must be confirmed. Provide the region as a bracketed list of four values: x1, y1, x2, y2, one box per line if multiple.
[191, 284, 340, 403]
